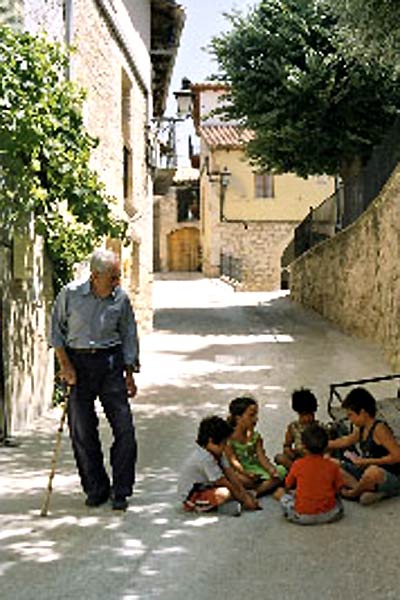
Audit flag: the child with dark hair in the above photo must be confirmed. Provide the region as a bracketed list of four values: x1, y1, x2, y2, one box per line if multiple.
[225, 396, 286, 496]
[274, 423, 344, 525]
[275, 388, 319, 469]
[178, 415, 260, 516]
[328, 387, 400, 505]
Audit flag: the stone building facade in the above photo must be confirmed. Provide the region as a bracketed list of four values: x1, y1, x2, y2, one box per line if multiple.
[0, 0, 183, 435]
[192, 84, 334, 291]
[291, 162, 400, 371]
[0, 233, 54, 437]
[70, 0, 154, 332]
[154, 167, 200, 272]
[0, 0, 62, 437]
[218, 221, 296, 291]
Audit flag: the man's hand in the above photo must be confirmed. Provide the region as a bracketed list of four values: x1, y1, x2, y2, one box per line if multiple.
[55, 348, 76, 385]
[126, 373, 137, 398]
[59, 361, 77, 386]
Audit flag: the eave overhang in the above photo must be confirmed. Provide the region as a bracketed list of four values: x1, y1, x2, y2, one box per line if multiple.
[151, 0, 185, 117]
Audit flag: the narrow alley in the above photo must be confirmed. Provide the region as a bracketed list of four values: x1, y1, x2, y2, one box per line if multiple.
[1, 274, 399, 600]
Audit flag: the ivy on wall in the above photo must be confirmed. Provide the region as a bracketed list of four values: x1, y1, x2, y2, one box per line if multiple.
[0, 25, 127, 291]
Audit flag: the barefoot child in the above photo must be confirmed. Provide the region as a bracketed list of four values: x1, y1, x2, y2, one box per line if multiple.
[225, 397, 286, 496]
[275, 388, 318, 470]
[275, 423, 344, 525]
[178, 416, 261, 515]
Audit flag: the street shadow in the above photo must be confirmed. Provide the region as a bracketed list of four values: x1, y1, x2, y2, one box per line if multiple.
[153, 293, 348, 338]
[0, 397, 262, 600]
[2, 282, 399, 598]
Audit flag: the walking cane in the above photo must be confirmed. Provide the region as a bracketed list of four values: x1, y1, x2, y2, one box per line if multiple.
[40, 383, 71, 517]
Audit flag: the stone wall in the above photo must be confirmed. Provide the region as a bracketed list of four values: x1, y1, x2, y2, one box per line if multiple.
[23, 0, 64, 39]
[1, 236, 54, 435]
[154, 189, 200, 273]
[73, 0, 153, 333]
[291, 163, 400, 370]
[216, 221, 296, 291]
[0, 0, 154, 435]
[0, 2, 60, 434]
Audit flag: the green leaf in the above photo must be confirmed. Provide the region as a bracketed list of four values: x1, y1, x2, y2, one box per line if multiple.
[209, 0, 400, 179]
[0, 25, 127, 291]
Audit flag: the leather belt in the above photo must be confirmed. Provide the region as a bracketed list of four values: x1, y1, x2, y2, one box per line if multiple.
[68, 345, 121, 355]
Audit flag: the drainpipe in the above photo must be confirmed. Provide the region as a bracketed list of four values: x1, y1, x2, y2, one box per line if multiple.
[64, 0, 74, 80]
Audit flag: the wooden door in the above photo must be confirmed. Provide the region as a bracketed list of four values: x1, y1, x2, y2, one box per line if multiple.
[167, 227, 200, 271]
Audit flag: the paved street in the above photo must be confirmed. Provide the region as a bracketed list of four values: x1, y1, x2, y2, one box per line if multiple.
[1, 274, 400, 599]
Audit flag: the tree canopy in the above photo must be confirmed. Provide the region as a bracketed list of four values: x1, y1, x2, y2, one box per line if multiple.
[210, 0, 400, 179]
[327, 0, 400, 62]
[0, 25, 127, 290]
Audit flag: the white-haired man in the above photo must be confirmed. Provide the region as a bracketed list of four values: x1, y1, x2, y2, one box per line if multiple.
[50, 248, 139, 511]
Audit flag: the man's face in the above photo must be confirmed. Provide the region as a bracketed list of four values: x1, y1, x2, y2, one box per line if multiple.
[92, 261, 121, 297]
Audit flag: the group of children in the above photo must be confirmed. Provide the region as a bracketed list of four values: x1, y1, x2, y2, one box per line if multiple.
[177, 387, 400, 524]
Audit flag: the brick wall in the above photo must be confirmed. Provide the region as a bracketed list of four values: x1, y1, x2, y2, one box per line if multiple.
[291, 163, 400, 370]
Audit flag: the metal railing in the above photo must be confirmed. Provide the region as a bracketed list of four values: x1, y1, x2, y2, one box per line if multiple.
[220, 252, 242, 282]
[295, 192, 339, 256]
[295, 117, 400, 257]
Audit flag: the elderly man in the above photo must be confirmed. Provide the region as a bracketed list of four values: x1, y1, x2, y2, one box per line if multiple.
[50, 248, 139, 511]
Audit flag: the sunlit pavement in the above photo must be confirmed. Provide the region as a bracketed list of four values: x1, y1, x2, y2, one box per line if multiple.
[1, 273, 399, 599]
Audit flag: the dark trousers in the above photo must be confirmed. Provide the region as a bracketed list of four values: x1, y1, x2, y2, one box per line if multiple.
[67, 348, 137, 499]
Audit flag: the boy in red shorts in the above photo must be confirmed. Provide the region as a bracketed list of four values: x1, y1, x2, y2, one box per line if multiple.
[178, 416, 260, 516]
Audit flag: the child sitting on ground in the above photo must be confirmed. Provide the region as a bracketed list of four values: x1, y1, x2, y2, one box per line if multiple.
[177, 415, 261, 516]
[275, 388, 318, 470]
[328, 387, 400, 505]
[274, 422, 344, 525]
[225, 396, 286, 496]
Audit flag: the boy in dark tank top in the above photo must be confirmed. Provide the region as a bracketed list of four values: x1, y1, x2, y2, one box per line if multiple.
[328, 387, 400, 505]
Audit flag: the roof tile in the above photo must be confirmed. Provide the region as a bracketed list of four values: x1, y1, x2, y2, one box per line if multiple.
[200, 125, 254, 149]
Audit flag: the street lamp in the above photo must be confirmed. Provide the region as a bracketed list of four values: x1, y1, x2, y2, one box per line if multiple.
[220, 166, 231, 188]
[219, 167, 231, 222]
[173, 77, 194, 118]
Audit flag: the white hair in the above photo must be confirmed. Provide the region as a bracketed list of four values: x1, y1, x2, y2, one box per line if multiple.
[90, 248, 118, 274]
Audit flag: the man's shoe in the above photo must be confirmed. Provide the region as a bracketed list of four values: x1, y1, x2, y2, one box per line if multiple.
[85, 492, 110, 507]
[112, 496, 128, 511]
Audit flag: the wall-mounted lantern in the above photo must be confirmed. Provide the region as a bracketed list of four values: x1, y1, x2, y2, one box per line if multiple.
[219, 166, 231, 189]
[202, 158, 232, 221]
[203, 157, 231, 187]
[173, 77, 194, 118]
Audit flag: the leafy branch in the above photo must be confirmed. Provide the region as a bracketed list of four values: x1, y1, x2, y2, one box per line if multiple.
[0, 25, 127, 291]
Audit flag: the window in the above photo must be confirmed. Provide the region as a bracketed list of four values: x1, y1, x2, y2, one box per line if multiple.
[177, 185, 200, 222]
[123, 145, 132, 200]
[121, 69, 134, 215]
[255, 172, 274, 198]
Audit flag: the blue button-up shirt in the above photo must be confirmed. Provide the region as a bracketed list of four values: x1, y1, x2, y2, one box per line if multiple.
[50, 279, 139, 367]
